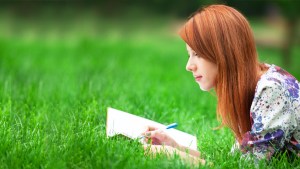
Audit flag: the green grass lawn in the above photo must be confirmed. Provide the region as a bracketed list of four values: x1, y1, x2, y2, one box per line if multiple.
[0, 12, 299, 168]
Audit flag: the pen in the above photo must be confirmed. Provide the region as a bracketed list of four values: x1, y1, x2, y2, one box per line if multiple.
[165, 123, 178, 129]
[139, 122, 178, 139]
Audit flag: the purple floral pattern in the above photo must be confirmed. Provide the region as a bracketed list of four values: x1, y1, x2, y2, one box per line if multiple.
[285, 78, 299, 99]
[233, 64, 300, 160]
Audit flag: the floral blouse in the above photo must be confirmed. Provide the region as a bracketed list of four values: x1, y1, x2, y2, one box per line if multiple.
[232, 64, 300, 160]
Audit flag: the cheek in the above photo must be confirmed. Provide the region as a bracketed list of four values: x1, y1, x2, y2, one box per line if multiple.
[206, 78, 216, 89]
[208, 71, 217, 86]
[211, 72, 217, 83]
[203, 71, 217, 90]
[205, 63, 217, 84]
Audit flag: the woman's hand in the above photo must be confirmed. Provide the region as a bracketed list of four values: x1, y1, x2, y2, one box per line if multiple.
[142, 126, 179, 148]
[141, 126, 209, 166]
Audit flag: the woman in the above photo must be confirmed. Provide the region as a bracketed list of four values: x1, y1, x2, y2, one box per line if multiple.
[142, 4, 300, 164]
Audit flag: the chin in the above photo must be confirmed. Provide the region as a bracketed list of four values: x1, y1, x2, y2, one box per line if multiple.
[199, 85, 213, 91]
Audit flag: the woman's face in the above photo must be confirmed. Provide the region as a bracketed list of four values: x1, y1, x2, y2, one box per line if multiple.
[186, 44, 218, 91]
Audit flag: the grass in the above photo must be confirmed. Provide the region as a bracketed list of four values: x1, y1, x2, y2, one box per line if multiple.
[0, 11, 300, 168]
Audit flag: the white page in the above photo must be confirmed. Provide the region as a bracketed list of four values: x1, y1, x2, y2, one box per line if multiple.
[106, 107, 198, 150]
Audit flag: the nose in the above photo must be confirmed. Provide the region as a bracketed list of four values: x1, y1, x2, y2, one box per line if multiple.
[186, 59, 197, 72]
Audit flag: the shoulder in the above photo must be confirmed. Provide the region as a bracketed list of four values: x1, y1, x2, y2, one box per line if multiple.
[255, 64, 299, 99]
[251, 64, 300, 113]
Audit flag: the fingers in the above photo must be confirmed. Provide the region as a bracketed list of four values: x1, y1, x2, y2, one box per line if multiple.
[142, 131, 157, 143]
[144, 129, 162, 139]
[144, 130, 169, 145]
[142, 129, 162, 145]
[147, 126, 159, 131]
[141, 126, 159, 134]
[140, 126, 175, 147]
[140, 126, 159, 138]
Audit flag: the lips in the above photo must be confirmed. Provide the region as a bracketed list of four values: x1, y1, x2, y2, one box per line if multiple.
[194, 75, 202, 82]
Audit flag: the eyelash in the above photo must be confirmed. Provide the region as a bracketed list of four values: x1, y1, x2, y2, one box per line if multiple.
[188, 53, 198, 58]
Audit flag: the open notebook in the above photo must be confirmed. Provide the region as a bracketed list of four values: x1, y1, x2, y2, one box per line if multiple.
[106, 107, 198, 151]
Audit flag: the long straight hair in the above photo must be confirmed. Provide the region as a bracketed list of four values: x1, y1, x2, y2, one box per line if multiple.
[179, 5, 266, 143]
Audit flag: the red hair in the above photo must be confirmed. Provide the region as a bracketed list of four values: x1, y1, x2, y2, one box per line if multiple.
[179, 5, 267, 143]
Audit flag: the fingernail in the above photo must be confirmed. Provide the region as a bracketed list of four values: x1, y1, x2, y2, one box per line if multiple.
[145, 132, 151, 137]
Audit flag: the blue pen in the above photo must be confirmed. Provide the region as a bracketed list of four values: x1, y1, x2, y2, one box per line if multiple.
[165, 123, 178, 129]
[139, 123, 178, 139]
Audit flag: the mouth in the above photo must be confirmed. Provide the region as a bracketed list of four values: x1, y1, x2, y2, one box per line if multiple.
[194, 75, 202, 82]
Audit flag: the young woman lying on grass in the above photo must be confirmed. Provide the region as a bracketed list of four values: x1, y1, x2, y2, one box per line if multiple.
[142, 4, 300, 165]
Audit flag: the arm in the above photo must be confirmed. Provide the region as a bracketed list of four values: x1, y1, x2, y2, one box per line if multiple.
[241, 82, 297, 160]
[176, 144, 200, 157]
[143, 126, 200, 157]
[142, 127, 205, 165]
[144, 145, 205, 165]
